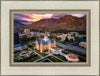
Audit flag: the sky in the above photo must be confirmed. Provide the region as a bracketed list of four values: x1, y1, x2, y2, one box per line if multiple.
[14, 14, 86, 25]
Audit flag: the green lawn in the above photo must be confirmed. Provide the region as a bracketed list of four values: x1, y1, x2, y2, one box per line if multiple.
[79, 57, 86, 62]
[23, 41, 34, 45]
[25, 56, 40, 62]
[37, 52, 46, 57]
[64, 49, 86, 58]
[15, 53, 40, 62]
[28, 45, 35, 49]
[48, 56, 62, 62]
[55, 55, 67, 61]
[23, 41, 35, 50]
[43, 49, 48, 52]
[62, 50, 69, 54]
[23, 42, 29, 45]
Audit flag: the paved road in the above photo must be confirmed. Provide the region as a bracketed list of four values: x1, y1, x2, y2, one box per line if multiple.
[33, 54, 52, 62]
[56, 49, 66, 56]
[29, 47, 68, 62]
[47, 58, 53, 62]
[56, 42, 86, 54]
[34, 51, 43, 58]
[40, 58, 53, 62]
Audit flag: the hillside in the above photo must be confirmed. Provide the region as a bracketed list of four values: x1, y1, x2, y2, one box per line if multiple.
[14, 19, 25, 28]
[26, 18, 56, 28]
[49, 15, 86, 30]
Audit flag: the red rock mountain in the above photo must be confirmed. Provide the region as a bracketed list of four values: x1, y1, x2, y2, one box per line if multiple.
[49, 15, 86, 30]
[26, 18, 56, 28]
[25, 15, 86, 31]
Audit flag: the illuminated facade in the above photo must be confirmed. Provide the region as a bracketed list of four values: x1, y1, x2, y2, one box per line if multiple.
[35, 33, 56, 52]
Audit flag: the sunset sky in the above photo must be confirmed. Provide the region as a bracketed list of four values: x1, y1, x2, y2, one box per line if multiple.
[14, 14, 86, 25]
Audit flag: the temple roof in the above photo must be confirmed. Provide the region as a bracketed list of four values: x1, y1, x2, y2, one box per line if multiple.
[45, 32, 48, 37]
[38, 39, 54, 45]
[66, 54, 78, 59]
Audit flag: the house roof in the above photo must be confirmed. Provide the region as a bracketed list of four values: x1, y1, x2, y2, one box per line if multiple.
[14, 30, 18, 33]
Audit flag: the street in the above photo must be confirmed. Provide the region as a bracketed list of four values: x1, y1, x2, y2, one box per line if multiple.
[56, 42, 86, 54]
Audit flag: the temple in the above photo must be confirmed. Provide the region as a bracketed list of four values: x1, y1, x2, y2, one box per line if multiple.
[35, 33, 56, 52]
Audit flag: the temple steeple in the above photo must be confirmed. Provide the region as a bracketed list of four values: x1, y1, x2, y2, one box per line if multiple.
[43, 32, 49, 41]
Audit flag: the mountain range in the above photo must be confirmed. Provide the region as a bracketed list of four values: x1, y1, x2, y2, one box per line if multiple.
[14, 19, 25, 27]
[14, 15, 86, 31]
[26, 18, 56, 28]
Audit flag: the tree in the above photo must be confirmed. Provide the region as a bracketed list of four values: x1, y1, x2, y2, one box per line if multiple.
[30, 35, 37, 41]
[56, 37, 61, 42]
[65, 37, 68, 42]
[69, 38, 74, 43]
[20, 36, 28, 42]
[76, 37, 83, 41]
[14, 54, 17, 58]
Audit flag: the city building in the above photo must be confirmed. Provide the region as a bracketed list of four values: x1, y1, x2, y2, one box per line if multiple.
[76, 34, 84, 38]
[34, 32, 46, 38]
[61, 34, 68, 41]
[79, 42, 86, 48]
[68, 32, 79, 37]
[33, 32, 40, 35]
[24, 29, 30, 34]
[35, 34, 42, 37]
[14, 31, 27, 51]
[35, 33, 56, 52]
[19, 33, 33, 39]
[14, 45, 27, 51]
[57, 34, 68, 41]
[30, 32, 34, 36]
[65, 54, 79, 62]
[14, 31, 20, 45]
[19, 34, 27, 38]
[67, 36, 75, 41]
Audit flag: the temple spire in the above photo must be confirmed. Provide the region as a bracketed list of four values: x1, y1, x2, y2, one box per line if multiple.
[43, 32, 49, 41]
[45, 32, 48, 37]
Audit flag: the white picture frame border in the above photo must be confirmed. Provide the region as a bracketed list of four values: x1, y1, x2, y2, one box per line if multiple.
[1, 1, 99, 76]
